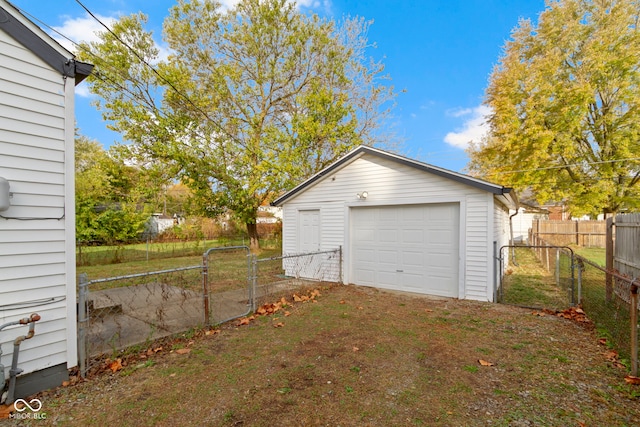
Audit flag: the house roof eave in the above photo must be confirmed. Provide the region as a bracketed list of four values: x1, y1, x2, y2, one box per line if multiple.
[0, 1, 94, 85]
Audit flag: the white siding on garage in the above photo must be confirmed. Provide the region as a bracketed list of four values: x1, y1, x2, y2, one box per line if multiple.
[493, 200, 511, 258]
[0, 28, 73, 377]
[281, 153, 498, 301]
[493, 199, 512, 295]
[464, 193, 493, 300]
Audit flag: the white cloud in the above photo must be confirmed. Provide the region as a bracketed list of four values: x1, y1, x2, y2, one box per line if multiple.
[74, 82, 91, 98]
[51, 13, 173, 96]
[52, 14, 117, 53]
[220, 0, 331, 10]
[447, 107, 472, 118]
[444, 105, 492, 150]
[296, 0, 332, 9]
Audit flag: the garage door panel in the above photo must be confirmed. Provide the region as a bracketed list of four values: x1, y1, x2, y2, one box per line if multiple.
[379, 228, 399, 243]
[354, 247, 375, 263]
[354, 269, 375, 285]
[402, 229, 425, 244]
[378, 209, 398, 222]
[401, 250, 424, 268]
[426, 253, 456, 267]
[354, 227, 375, 243]
[427, 203, 455, 219]
[402, 273, 426, 289]
[378, 249, 398, 263]
[351, 203, 459, 297]
[377, 271, 399, 286]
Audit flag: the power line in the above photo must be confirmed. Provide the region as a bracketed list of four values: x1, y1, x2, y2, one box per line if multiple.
[73, 0, 244, 148]
[494, 157, 640, 175]
[14, 5, 166, 120]
[16, 1, 243, 158]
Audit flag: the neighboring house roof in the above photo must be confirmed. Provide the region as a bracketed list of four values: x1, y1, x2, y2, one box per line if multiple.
[273, 145, 514, 206]
[0, 0, 93, 85]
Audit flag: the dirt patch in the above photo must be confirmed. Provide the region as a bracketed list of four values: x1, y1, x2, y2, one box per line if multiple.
[10, 285, 640, 426]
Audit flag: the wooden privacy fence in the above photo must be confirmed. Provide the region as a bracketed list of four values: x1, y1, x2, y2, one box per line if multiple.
[531, 220, 606, 247]
[611, 213, 640, 281]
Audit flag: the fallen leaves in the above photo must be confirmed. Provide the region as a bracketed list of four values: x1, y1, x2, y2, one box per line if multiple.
[237, 288, 324, 327]
[0, 403, 20, 419]
[555, 306, 591, 324]
[601, 348, 627, 369]
[534, 306, 592, 325]
[109, 358, 123, 373]
[478, 359, 495, 367]
[624, 375, 640, 385]
[175, 348, 191, 355]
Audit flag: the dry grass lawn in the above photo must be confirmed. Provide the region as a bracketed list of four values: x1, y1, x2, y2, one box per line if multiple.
[6, 283, 639, 427]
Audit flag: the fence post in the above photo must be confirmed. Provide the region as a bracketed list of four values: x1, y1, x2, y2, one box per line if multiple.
[577, 259, 582, 305]
[77, 273, 88, 378]
[251, 254, 257, 312]
[493, 241, 499, 303]
[555, 249, 560, 286]
[202, 252, 210, 326]
[630, 283, 638, 377]
[545, 245, 550, 271]
[605, 217, 614, 303]
[339, 246, 343, 284]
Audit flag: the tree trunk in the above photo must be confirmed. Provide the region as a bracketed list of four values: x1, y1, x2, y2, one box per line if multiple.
[246, 221, 260, 251]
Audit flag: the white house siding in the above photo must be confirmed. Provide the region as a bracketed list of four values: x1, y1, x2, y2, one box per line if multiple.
[0, 28, 75, 378]
[280, 153, 496, 301]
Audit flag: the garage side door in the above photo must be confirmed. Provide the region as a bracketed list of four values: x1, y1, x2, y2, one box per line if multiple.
[351, 203, 460, 297]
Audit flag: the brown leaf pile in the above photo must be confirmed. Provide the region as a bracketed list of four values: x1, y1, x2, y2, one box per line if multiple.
[236, 289, 323, 327]
[557, 306, 589, 323]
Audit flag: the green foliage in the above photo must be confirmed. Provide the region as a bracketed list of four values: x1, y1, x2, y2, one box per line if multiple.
[77, 0, 396, 248]
[468, 0, 640, 216]
[75, 134, 151, 244]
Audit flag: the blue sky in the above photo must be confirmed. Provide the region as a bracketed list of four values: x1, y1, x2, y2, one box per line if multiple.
[10, 0, 546, 172]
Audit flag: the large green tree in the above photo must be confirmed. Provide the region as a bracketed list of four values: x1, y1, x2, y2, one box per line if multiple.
[75, 134, 151, 244]
[468, 0, 640, 216]
[78, 0, 395, 249]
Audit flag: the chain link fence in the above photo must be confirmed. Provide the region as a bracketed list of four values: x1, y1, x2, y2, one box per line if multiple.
[78, 247, 342, 377]
[77, 266, 204, 376]
[496, 239, 638, 375]
[497, 245, 575, 310]
[577, 256, 639, 373]
[255, 248, 343, 308]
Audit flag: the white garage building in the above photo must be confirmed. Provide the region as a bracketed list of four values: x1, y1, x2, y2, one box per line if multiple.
[272, 146, 516, 302]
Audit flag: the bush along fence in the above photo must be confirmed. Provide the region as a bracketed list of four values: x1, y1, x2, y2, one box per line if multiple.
[523, 235, 639, 376]
[77, 247, 343, 377]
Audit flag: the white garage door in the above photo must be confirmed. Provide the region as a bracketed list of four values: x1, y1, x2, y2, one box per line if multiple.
[351, 203, 460, 297]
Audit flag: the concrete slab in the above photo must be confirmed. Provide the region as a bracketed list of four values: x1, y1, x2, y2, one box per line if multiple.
[84, 279, 322, 356]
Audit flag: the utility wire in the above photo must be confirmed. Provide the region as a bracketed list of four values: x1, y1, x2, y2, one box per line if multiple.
[73, 0, 244, 148]
[14, 5, 167, 120]
[493, 157, 640, 175]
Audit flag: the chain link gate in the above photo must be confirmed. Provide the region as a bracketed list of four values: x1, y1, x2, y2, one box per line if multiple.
[202, 246, 254, 326]
[496, 245, 577, 310]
